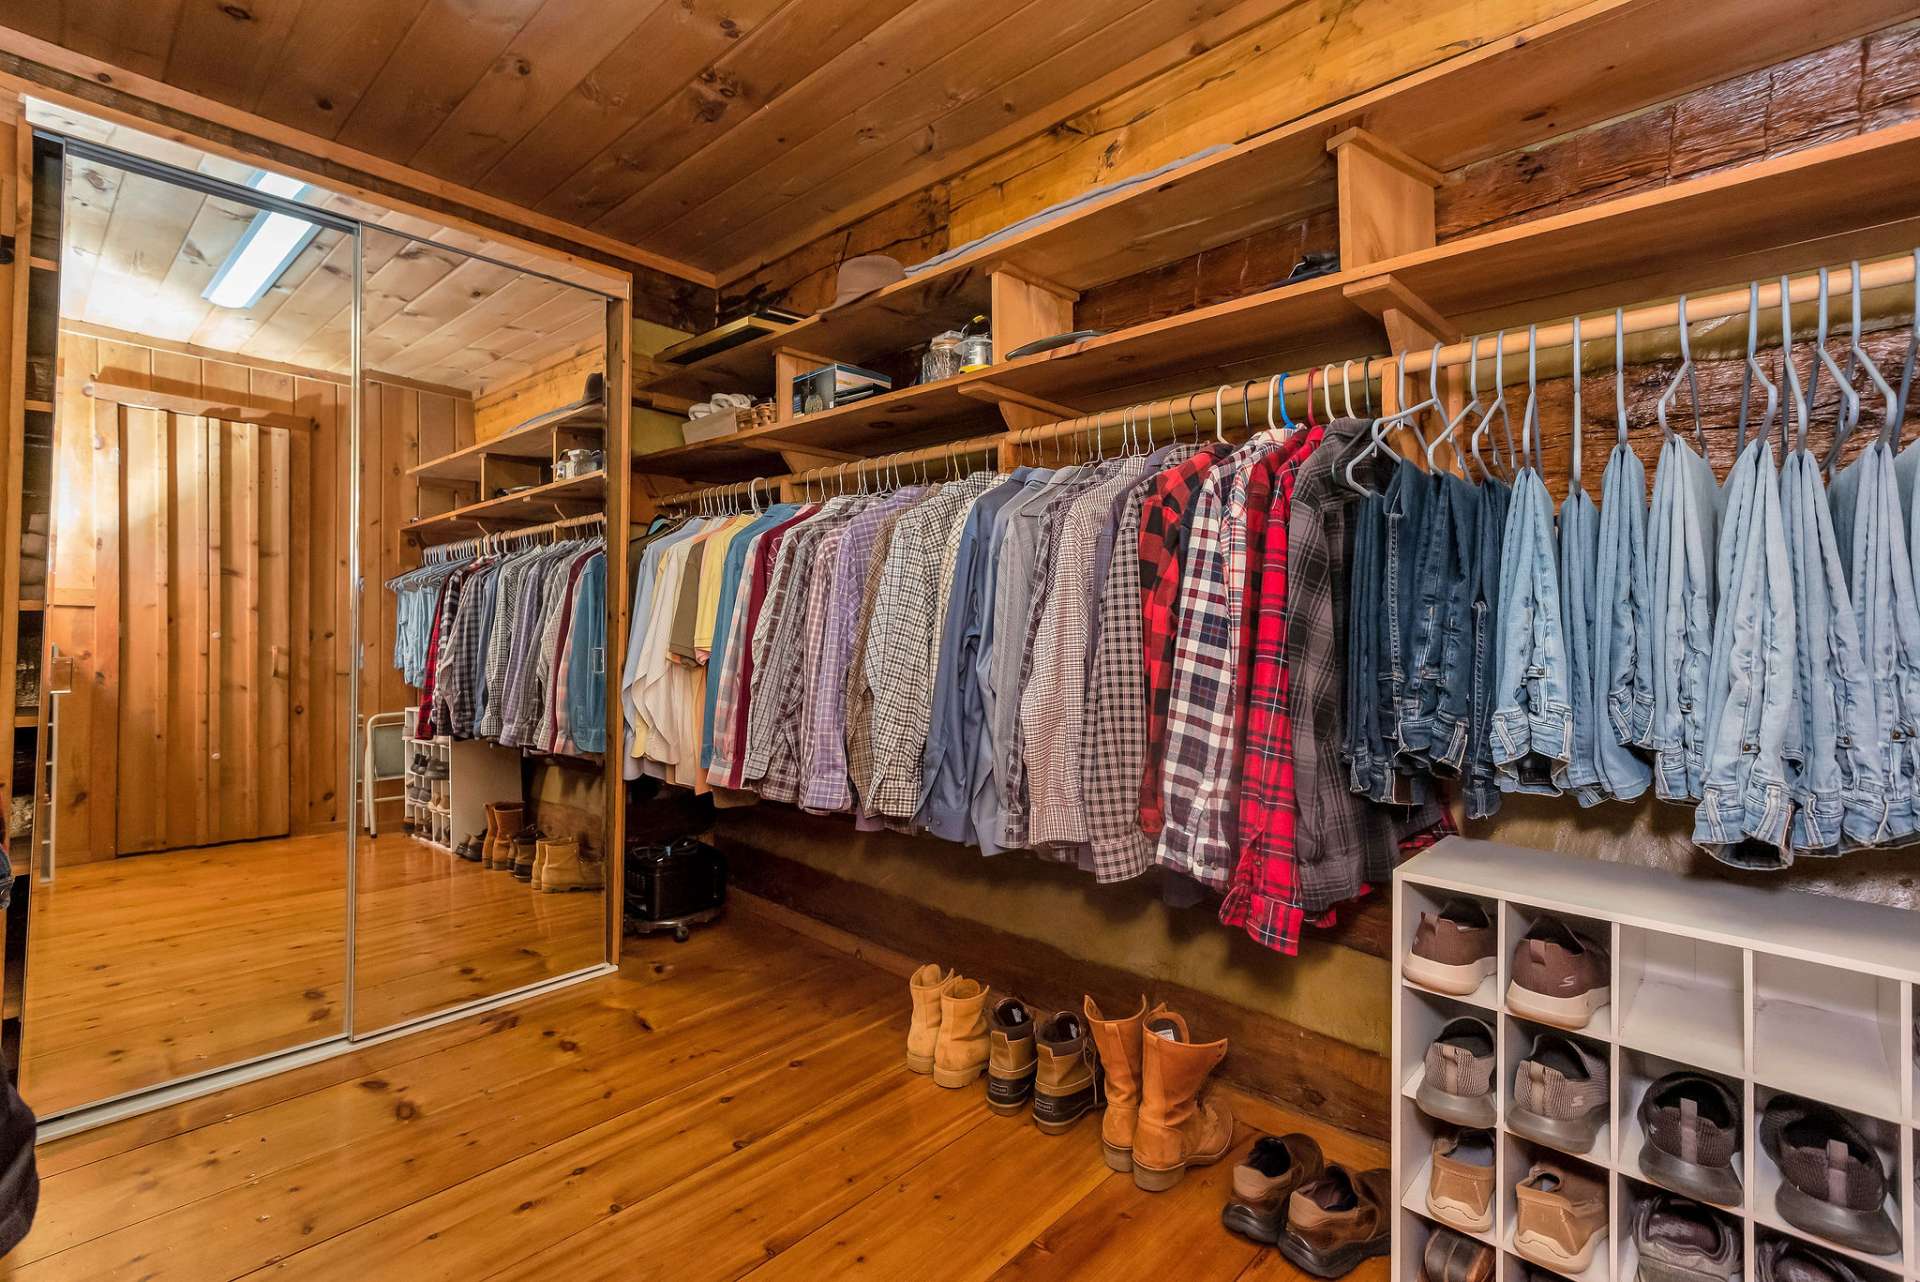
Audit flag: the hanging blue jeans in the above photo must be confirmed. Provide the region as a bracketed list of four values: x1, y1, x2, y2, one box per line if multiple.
[1841, 443, 1920, 845]
[1408, 474, 1480, 775]
[1463, 478, 1510, 819]
[1556, 485, 1604, 805]
[1693, 440, 1796, 868]
[1491, 467, 1570, 795]
[1781, 447, 1886, 856]
[1648, 437, 1717, 801]
[1590, 442, 1654, 800]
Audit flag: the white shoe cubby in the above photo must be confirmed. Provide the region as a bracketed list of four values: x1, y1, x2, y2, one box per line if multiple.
[1394, 836, 1920, 1282]
[401, 708, 521, 855]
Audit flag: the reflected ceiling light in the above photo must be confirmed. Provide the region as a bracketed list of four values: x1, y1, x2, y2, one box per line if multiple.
[202, 170, 320, 310]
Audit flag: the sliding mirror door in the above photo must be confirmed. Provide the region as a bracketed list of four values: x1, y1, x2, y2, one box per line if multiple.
[20, 145, 354, 1115]
[350, 226, 611, 1034]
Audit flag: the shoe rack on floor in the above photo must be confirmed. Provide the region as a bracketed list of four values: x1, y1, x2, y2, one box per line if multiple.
[1393, 837, 1920, 1282]
[401, 708, 521, 853]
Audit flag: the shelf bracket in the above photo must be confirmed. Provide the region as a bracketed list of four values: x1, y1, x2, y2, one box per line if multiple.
[957, 381, 1083, 432]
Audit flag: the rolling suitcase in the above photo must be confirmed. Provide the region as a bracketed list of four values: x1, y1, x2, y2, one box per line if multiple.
[623, 837, 726, 942]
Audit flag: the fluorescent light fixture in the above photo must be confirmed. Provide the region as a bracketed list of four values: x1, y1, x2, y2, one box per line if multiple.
[202, 170, 321, 310]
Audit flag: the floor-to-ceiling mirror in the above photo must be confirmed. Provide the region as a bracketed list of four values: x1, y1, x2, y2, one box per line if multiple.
[347, 225, 611, 1035]
[20, 142, 355, 1115]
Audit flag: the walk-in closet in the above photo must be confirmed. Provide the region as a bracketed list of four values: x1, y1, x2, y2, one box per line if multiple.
[0, 2, 1916, 1280]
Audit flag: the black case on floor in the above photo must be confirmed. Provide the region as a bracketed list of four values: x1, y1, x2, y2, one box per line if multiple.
[623, 837, 726, 941]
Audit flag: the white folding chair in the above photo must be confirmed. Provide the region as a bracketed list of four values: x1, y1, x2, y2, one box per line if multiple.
[362, 711, 408, 837]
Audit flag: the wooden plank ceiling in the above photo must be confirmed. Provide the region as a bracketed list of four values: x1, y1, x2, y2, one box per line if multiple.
[0, 0, 1276, 276]
[32, 101, 607, 394]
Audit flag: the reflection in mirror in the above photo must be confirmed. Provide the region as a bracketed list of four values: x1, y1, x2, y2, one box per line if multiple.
[19, 144, 352, 1115]
[350, 226, 610, 1035]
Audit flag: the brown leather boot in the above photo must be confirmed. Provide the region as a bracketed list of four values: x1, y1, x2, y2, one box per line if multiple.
[932, 978, 990, 1089]
[1084, 996, 1152, 1172]
[540, 838, 602, 892]
[985, 998, 1037, 1116]
[907, 964, 954, 1074]
[483, 803, 524, 868]
[1132, 1010, 1234, 1191]
[1031, 1010, 1103, 1134]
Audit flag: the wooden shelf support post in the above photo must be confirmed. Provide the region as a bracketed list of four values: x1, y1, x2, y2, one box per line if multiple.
[989, 267, 1078, 361]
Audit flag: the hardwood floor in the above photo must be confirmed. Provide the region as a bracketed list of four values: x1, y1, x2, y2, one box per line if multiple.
[20, 831, 602, 1115]
[2, 905, 1388, 1281]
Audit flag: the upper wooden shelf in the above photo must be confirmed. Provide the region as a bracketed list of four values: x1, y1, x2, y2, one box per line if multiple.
[404, 470, 606, 541]
[634, 115, 1920, 480]
[410, 402, 604, 484]
[639, 0, 1914, 406]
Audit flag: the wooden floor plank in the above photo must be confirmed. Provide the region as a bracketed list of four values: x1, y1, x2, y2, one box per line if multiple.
[1, 905, 1387, 1282]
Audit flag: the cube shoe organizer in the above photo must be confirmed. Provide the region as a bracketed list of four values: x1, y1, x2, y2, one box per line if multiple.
[1394, 837, 1920, 1282]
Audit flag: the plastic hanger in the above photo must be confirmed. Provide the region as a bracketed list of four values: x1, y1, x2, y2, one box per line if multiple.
[1520, 324, 1543, 476]
[1568, 314, 1584, 494]
[1894, 248, 1920, 442]
[1275, 372, 1296, 432]
[1732, 283, 1779, 458]
[1848, 261, 1899, 450]
[1345, 351, 1439, 494]
[1462, 335, 1493, 481]
[1813, 267, 1862, 472]
[1655, 294, 1705, 453]
[1430, 336, 1482, 475]
[1304, 367, 1321, 432]
[1782, 274, 1810, 456]
[1613, 308, 1630, 456]
[1340, 360, 1356, 418]
[1470, 331, 1514, 482]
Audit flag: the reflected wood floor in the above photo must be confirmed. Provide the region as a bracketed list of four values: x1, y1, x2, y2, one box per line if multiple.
[3, 905, 1387, 1281]
[21, 832, 601, 1116]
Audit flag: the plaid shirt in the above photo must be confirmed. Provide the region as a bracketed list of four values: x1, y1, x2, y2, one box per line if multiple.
[1137, 445, 1231, 833]
[846, 507, 914, 814]
[1221, 428, 1323, 950]
[712, 507, 814, 789]
[867, 475, 994, 817]
[1156, 444, 1277, 886]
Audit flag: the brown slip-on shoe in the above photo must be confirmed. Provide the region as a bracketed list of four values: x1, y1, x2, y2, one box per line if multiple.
[1756, 1236, 1867, 1282]
[1084, 996, 1152, 1172]
[455, 832, 484, 862]
[1132, 1010, 1233, 1191]
[1513, 1159, 1608, 1274]
[933, 978, 991, 1089]
[539, 837, 602, 892]
[1427, 1128, 1496, 1234]
[1760, 1095, 1900, 1257]
[985, 998, 1037, 1116]
[1404, 898, 1497, 996]
[1279, 1165, 1392, 1278]
[1417, 1016, 1497, 1128]
[1633, 1193, 1741, 1282]
[1507, 917, 1610, 1031]
[1509, 1032, 1609, 1153]
[1031, 1010, 1103, 1133]
[906, 964, 955, 1074]
[1418, 1225, 1495, 1282]
[1638, 1072, 1742, 1206]
[1222, 1132, 1324, 1245]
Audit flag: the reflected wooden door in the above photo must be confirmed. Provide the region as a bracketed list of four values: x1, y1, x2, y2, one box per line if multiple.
[115, 406, 292, 853]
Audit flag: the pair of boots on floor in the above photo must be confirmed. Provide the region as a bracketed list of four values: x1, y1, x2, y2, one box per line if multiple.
[478, 803, 602, 892]
[908, 965, 1233, 1192]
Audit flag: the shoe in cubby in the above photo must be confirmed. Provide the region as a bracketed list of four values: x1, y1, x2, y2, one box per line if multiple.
[1505, 1018, 1610, 1165]
[1403, 886, 1499, 1005]
[1402, 987, 1498, 1127]
[1754, 1087, 1903, 1265]
[1619, 1177, 1741, 1282]
[1755, 1227, 1903, 1282]
[1506, 1140, 1609, 1282]
[1504, 905, 1612, 1036]
[1617, 926, 1743, 1080]
[1619, 1049, 1742, 1210]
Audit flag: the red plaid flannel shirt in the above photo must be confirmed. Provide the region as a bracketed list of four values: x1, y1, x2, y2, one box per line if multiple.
[1137, 444, 1230, 834]
[1221, 427, 1322, 952]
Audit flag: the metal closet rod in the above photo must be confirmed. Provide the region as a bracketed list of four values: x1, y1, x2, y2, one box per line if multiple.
[653, 251, 1920, 507]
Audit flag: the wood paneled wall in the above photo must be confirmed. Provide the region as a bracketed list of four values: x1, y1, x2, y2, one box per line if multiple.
[49, 329, 468, 862]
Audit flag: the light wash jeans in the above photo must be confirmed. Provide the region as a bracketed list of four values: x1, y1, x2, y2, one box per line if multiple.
[1841, 443, 1920, 845]
[1490, 468, 1571, 794]
[1781, 447, 1887, 856]
[1556, 485, 1604, 805]
[1648, 438, 1717, 801]
[1590, 442, 1654, 800]
[1692, 440, 1796, 867]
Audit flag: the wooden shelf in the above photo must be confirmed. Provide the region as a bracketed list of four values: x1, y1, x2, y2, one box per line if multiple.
[17, 601, 43, 612]
[23, 401, 51, 415]
[12, 714, 36, 730]
[636, 115, 1920, 481]
[409, 402, 604, 484]
[404, 470, 605, 541]
[639, 0, 1914, 406]
[27, 257, 55, 273]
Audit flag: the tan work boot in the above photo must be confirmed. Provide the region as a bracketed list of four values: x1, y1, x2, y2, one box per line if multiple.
[907, 964, 955, 1074]
[932, 978, 990, 1089]
[513, 835, 541, 882]
[1031, 1010, 1103, 1134]
[483, 803, 524, 869]
[1132, 1010, 1234, 1191]
[539, 838, 602, 892]
[1085, 995, 1151, 1172]
[500, 828, 535, 874]
[985, 998, 1037, 1116]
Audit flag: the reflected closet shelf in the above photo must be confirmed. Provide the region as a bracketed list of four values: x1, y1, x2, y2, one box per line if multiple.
[404, 471, 605, 542]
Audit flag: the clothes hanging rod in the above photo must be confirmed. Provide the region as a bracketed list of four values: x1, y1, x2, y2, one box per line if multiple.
[650, 250, 1920, 506]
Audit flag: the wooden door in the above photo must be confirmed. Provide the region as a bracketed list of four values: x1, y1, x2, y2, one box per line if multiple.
[115, 406, 292, 854]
